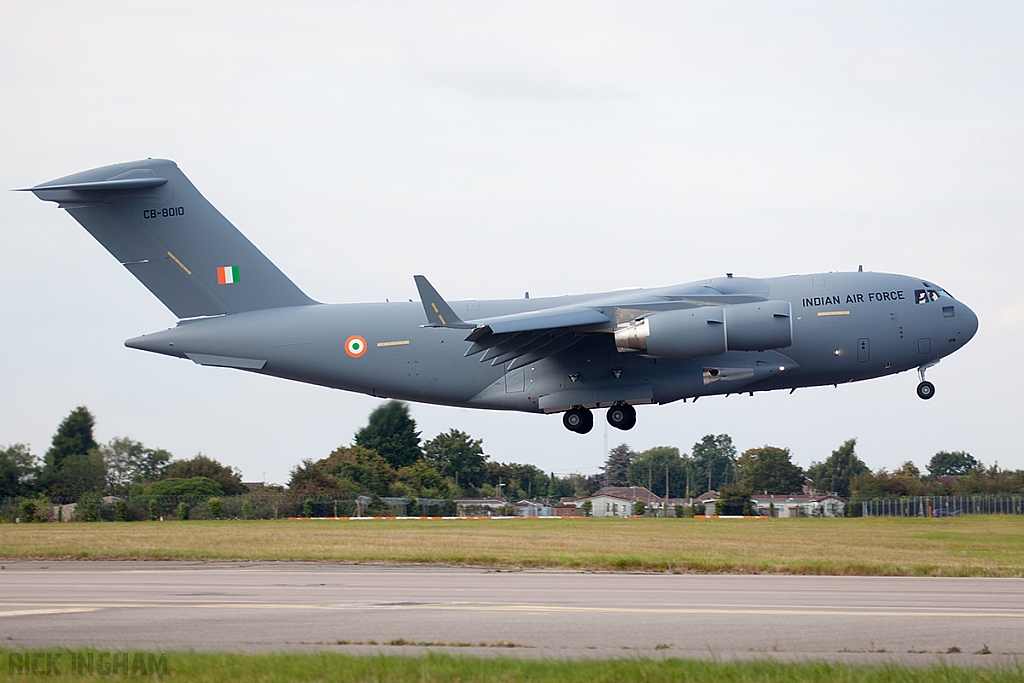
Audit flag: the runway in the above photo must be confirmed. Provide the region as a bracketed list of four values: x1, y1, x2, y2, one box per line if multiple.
[2, 561, 1022, 665]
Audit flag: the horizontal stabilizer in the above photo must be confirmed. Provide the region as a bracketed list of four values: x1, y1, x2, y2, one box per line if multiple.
[19, 177, 168, 193]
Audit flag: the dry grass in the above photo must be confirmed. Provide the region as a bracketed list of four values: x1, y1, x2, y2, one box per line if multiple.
[1, 516, 1023, 576]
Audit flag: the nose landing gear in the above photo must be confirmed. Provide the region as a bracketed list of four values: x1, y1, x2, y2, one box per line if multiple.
[562, 406, 594, 434]
[917, 361, 938, 400]
[606, 402, 637, 431]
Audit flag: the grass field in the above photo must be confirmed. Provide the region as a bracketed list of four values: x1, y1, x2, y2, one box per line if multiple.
[1, 650, 1022, 682]
[1, 516, 1023, 576]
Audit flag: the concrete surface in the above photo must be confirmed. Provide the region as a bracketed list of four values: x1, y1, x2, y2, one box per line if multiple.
[1, 561, 1022, 666]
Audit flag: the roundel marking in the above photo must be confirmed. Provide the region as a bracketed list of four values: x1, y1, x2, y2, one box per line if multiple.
[345, 335, 367, 358]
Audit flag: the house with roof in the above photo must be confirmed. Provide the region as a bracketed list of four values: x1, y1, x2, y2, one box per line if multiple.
[581, 486, 665, 517]
[512, 500, 554, 517]
[454, 498, 510, 517]
[751, 494, 845, 518]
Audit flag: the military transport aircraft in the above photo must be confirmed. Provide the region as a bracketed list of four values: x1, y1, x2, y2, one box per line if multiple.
[24, 159, 978, 434]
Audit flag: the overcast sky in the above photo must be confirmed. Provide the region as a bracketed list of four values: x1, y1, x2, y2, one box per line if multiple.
[2, 2, 1022, 484]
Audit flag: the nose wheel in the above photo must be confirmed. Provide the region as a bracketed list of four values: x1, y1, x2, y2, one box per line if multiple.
[917, 361, 938, 400]
[563, 406, 594, 434]
[916, 381, 935, 400]
[606, 402, 636, 430]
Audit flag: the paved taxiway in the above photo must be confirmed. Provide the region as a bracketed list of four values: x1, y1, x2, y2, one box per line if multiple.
[1, 561, 1022, 665]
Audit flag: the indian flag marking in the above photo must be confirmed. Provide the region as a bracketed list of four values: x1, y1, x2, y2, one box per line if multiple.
[345, 335, 367, 358]
[217, 266, 240, 285]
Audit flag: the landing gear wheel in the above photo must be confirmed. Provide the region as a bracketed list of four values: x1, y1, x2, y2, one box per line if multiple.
[606, 403, 637, 431]
[563, 406, 594, 434]
[916, 381, 935, 400]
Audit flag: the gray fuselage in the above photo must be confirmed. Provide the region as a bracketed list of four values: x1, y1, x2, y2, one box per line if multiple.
[126, 270, 978, 414]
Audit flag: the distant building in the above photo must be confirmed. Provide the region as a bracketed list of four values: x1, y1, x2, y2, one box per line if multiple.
[512, 500, 553, 517]
[582, 486, 665, 517]
[454, 498, 509, 517]
[752, 494, 845, 518]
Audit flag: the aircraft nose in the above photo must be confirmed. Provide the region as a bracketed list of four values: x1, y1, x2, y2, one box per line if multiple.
[960, 302, 979, 344]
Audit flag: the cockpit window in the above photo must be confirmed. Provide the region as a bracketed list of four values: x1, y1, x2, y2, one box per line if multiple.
[915, 288, 954, 304]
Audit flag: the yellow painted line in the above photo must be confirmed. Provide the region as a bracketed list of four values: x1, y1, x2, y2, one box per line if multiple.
[439, 314, 447, 325]
[167, 251, 192, 275]
[376, 340, 411, 347]
[0, 608, 102, 618]
[817, 310, 850, 317]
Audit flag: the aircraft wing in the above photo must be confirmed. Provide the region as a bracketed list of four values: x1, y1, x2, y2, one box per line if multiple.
[414, 276, 770, 371]
[460, 305, 612, 370]
[415, 276, 613, 370]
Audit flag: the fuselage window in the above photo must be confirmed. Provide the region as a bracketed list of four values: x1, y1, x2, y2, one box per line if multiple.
[943, 306, 955, 318]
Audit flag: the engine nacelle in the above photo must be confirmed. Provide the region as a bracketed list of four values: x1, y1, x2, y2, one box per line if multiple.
[615, 307, 726, 358]
[723, 300, 793, 351]
[614, 301, 792, 358]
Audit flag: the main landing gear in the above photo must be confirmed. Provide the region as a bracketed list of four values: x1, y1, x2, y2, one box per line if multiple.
[917, 362, 938, 400]
[606, 402, 636, 431]
[563, 403, 637, 434]
[563, 406, 594, 434]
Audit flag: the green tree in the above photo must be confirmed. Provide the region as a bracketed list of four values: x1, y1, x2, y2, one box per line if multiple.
[927, 451, 979, 478]
[48, 450, 106, 500]
[633, 500, 646, 516]
[41, 407, 105, 498]
[288, 458, 340, 495]
[44, 406, 98, 471]
[395, 460, 450, 497]
[690, 434, 737, 494]
[208, 497, 223, 520]
[894, 461, 921, 479]
[737, 446, 805, 495]
[602, 444, 635, 487]
[424, 429, 488, 489]
[628, 446, 687, 498]
[0, 444, 41, 497]
[20, 498, 41, 522]
[166, 454, 246, 496]
[145, 476, 224, 500]
[805, 438, 868, 498]
[290, 446, 397, 497]
[102, 437, 171, 495]
[355, 400, 422, 469]
[582, 499, 593, 517]
[324, 446, 396, 496]
[717, 481, 754, 516]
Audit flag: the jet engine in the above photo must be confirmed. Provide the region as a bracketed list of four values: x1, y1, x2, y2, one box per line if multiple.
[614, 301, 792, 358]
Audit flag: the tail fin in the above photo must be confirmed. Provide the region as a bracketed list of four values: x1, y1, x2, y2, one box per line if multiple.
[25, 159, 317, 318]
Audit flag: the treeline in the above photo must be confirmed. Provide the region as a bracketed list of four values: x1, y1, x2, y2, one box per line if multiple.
[5, 405, 1020, 519]
[1, 406, 249, 505]
[288, 401, 597, 501]
[600, 436, 1024, 500]
[0, 402, 600, 513]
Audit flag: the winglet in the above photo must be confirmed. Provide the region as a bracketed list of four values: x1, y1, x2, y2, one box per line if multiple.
[414, 275, 474, 328]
